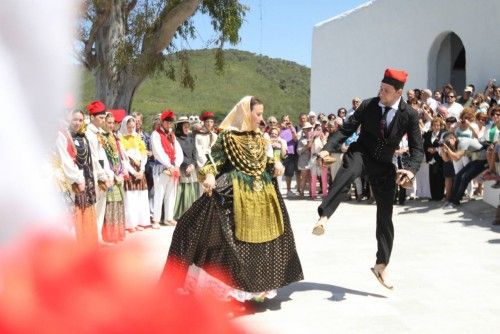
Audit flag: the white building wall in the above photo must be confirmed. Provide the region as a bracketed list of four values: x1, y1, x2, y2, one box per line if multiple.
[311, 0, 500, 114]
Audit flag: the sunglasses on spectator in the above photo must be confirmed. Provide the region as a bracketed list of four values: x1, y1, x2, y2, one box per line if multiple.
[447, 95, 455, 98]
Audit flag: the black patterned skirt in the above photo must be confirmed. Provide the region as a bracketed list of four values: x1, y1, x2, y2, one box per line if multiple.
[124, 158, 148, 191]
[162, 174, 303, 295]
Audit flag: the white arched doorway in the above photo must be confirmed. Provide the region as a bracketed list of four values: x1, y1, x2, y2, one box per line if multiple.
[428, 32, 466, 92]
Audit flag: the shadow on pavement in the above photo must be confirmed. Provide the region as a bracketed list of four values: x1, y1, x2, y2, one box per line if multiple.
[241, 281, 386, 315]
[396, 199, 499, 233]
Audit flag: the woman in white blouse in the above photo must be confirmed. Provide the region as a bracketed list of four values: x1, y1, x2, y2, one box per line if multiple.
[120, 116, 151, 231]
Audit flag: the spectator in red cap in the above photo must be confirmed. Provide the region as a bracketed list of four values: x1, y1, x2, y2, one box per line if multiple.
[150, 109, 184, 228]
[313, 68, 424, 290]
[108, 109, 127, 132]
[195, 111, 218, 170]
[85, 100, 114, 244]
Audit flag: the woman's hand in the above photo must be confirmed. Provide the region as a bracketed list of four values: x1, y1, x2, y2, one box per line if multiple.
[202, 173, 216, 193]
[77, 182, 85, 193]
[273, 161, 285, 177]
[185, 164, 194, 176]
[105, 179, 114, 188]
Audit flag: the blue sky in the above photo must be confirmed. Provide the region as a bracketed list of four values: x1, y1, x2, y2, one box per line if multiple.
[182, 0, 368, 67]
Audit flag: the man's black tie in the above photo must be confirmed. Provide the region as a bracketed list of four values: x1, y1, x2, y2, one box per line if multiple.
[380, 106, 391, 138]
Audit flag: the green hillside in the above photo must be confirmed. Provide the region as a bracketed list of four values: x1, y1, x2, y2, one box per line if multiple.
[81, 49, 310, 128]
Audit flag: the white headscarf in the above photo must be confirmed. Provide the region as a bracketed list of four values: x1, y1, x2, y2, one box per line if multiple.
[120, 115, 136, 136]
[218, 96, 257, 132]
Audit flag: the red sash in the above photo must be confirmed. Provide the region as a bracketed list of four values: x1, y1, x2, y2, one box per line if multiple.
[156, 127, 176, 163]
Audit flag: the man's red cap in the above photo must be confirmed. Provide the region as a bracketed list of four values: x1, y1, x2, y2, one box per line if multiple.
[161, 109, 175, 122]
[381, 68, 408, 90]
[86, 100, 106, 115]
[109, 109, 127, 123]
[200, 111, 215, 121]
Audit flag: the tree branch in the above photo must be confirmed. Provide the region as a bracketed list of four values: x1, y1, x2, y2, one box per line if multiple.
[83, 1, 113, 69]
[125, 0, 138, 16]
[142, 0, 201, 56]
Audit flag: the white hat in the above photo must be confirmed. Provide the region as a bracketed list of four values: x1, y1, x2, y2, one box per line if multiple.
[464, 86, 473, 93]
[175, 116, 190, 124]
[308, 111, 316, 117]
[302, 122, 313, 130]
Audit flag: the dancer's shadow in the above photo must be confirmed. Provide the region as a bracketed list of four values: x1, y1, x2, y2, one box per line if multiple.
[488, 239, 500, 244]
[243, 281, 386, 315]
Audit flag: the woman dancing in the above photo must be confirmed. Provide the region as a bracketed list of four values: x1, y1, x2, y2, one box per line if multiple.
[162, 96, 303, 302]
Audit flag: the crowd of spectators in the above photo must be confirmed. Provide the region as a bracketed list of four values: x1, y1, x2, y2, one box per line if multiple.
[54, 79, 500, 247]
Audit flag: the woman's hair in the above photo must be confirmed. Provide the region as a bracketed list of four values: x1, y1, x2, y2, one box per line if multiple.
[442, 132, 458, 151]
[459, 108, 475, 121]
[250, 96, 263, 111]
[476, 112, 488, 122]
[267, 116, 277, 124]
[174, 120, 189, 137]
[490, 105, 500, 117]
[445, 116, 457, 124]
[473, 93, 485, 104]
[337, 108, 347, 117]
[409, 97, 421, 108]
[105, 112, 114, 120]
[71, 109, 84, 116]
[269, 126, 280, 135]
[431, 116, 445, 128]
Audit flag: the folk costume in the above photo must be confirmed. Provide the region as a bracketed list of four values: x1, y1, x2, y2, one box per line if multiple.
[195, 111, 218, 168]
[151, 110, 184, 225]
[163, 96, 303, 302]
[120, 116, 151, 230]
[55, 126, 98, 247]
[173, 117, 200, 219]
[85, 100, 114, 242]
[101, 125, 127, 243]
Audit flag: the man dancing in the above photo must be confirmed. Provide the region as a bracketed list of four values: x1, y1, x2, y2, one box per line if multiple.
[313, 68, 424, 289]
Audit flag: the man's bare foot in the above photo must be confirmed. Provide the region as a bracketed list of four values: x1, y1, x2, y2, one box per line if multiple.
[312, 216, 328, 236]
[370, 263, 394, 290]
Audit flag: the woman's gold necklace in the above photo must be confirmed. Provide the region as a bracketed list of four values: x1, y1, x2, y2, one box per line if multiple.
[223, 132, 267, 177]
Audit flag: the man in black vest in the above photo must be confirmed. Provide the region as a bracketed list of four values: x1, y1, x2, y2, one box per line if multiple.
[313, 68, 424, 289]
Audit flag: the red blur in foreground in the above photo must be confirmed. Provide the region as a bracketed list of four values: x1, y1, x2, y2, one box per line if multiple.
[0, 236, 244, 334]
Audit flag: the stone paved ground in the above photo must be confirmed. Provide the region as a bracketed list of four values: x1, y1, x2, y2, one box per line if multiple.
[122, 195, 500, 333]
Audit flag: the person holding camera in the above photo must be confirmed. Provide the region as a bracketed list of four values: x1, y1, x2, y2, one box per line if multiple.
[423, 117, 447, 201]
[279, 115, 298, 197]
[440, 110, 500, 208]
[312, 68, 424, 289]
[310, 123, 329, 198]
[296, 122, 313, 197]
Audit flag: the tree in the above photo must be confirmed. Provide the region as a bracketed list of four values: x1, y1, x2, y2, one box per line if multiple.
[77, 0, 247, 111]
